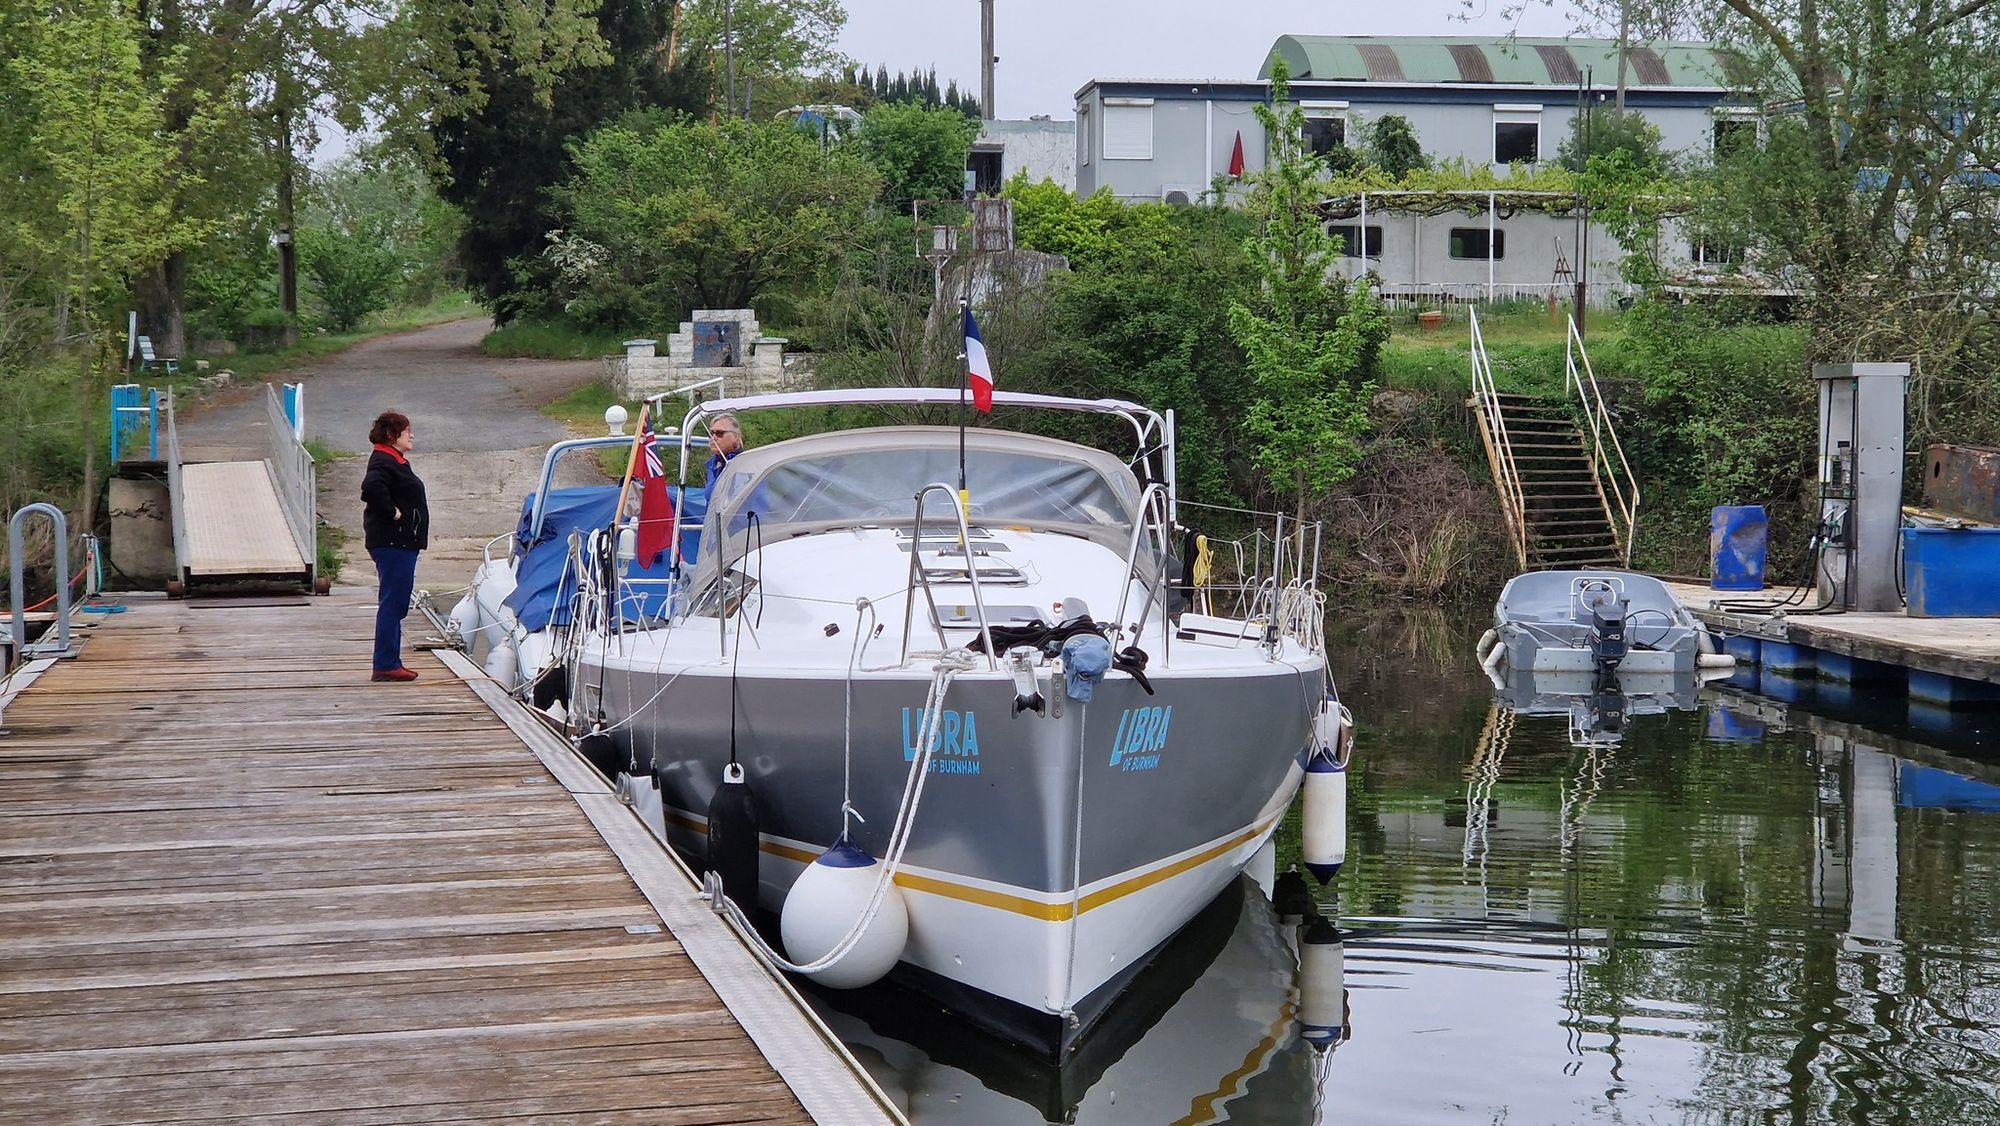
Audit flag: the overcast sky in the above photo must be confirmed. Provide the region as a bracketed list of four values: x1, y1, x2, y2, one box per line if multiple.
[834, 1, 1585, 120]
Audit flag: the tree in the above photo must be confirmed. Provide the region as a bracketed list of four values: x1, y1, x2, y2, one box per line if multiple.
[1556, 106, 1669, 176]
[1226, 58, 1387, 522]
[856, 102, 979, 207]
[552, 115, 878, 324]
[8, 0, 191, 528]
[1367, 114, 1429, 179]
[423, 0, 707, 321]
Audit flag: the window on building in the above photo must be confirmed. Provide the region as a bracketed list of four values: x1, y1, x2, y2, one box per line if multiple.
[1690, 239, 1745, 266]
[1328, 224, 1383, 259]
[1493, 121, 1539, 165]
[968, 148, 1004, 196]
[1301, 114, 1346, 158]
[1450, 228, 1506, 259]
[1102, 98, 1154, 160]
[1713, 116, 1757, 159]
[1079, 107, 1091, 166]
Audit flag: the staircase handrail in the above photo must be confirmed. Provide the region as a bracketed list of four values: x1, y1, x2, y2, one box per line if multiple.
[1468, 310, 1530, 569]
[1563, 318, 1639, 565]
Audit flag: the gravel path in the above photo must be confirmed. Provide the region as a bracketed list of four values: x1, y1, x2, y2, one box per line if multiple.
[179, 319, 608, 593]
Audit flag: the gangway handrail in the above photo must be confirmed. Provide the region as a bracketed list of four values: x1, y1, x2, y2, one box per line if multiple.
[1564, 317, 1639, 566]
[1468, 309, 1530, 569]
[7, 503, 72, 667]
[898, 484, 998, 670]
[164, 391, 191, 584]
[263, 383, 317, 581]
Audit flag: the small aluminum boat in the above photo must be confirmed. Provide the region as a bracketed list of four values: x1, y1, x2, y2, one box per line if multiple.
[1478, 570, 1732, 678]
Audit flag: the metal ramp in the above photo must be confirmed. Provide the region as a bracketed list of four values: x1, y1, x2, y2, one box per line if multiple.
[161, 384, 317, 594]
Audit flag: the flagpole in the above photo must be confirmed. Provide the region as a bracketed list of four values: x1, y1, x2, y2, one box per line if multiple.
[957, 298, 969, 512]
[611, 399, 651, 541]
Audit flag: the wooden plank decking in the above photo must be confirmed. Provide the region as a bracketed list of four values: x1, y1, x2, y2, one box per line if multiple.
[0, 594, 894, 1124]
[1666, 580, 2000, 685]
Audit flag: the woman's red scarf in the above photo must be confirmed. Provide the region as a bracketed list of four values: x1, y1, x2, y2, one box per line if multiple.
[372, 443, 407, 464]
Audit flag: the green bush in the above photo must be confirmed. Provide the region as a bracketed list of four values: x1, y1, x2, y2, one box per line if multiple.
[298, 226, 400, 332]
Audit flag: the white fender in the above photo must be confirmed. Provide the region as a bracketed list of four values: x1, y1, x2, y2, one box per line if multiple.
[1301, 750, 1347, 884]
[781, 838, 910, 989]
[483, 634, 519, 687]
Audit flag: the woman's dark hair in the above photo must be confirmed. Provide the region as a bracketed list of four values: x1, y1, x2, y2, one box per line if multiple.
[369, 411, 410, 447]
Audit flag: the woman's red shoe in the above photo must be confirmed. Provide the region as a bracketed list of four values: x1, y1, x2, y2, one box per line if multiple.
[371, 667, 419, 682]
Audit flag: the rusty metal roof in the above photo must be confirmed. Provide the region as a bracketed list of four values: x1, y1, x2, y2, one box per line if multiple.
[1263, 36, 1731, 89]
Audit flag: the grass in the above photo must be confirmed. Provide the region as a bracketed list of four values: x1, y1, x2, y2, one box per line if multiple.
[481, 319, 633, 360]
[541, 378, 640, 478]
[316, 519, 347, 583]
[1376, 304, 1633, 399]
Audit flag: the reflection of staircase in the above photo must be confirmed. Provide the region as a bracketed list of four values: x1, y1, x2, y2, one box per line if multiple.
[1489, 394, 1622, 569]
[1467, 310, 1637, 572]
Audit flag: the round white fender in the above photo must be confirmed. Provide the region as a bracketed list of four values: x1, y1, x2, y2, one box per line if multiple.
[1476, 627, 1498, 659]
[447, 592, 480, 648]
[1299, 916, 1346, 1051]
[1301, 750, 1347, 884]
[780, 837, 910, 990]
[483, 634, 519, 687]
[1698, 652, 1736, 669]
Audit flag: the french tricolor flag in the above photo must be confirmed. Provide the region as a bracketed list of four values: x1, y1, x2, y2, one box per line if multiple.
[964, 307, 993, 413]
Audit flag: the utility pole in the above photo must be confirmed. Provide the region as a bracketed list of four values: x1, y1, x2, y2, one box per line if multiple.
[979, 0, 995, 120]
[1614, 0, 1630, 112]
[723, 0, 736, 118]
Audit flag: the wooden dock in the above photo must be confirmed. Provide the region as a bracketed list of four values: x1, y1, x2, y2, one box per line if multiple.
[1666, 580, 2000, 690]
[0, 594, 899, 1124]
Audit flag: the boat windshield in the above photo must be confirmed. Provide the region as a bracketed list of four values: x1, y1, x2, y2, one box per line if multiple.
[712, 445, 1134, 533]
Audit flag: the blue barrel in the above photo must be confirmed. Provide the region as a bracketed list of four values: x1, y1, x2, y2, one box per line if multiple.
[1710, 505, 1767, 591]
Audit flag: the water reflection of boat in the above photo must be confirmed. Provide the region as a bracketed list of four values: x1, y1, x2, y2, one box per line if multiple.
[1490, 664, 1709, 746]
[814, 875, 1325, 1124]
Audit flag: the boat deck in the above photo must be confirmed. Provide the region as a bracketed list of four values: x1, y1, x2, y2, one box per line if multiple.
[1665, 580, 2000, 685]
[0, 593, 896, 1124]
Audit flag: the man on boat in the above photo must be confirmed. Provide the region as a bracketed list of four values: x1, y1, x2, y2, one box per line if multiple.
[705, 414, 744, 489]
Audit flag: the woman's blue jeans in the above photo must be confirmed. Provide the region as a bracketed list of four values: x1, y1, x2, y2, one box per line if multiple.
[370, 547, 419, 672]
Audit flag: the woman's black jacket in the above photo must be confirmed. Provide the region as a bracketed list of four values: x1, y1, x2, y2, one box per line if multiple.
[361, 449, 429, 551]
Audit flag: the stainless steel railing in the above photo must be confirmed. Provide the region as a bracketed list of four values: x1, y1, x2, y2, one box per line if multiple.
[262, 383, 317, 581]
[1468, 309, 1530, 570]
[1564, 317, 1639, 566]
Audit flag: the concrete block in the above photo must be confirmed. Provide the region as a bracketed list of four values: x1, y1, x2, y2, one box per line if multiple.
[107, 475, 174, 588]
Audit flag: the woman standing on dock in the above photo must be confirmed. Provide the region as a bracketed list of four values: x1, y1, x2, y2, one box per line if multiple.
[361, 411, 428, 682]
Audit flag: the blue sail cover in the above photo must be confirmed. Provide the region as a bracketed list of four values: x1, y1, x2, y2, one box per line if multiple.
[502, 485, 708, 631]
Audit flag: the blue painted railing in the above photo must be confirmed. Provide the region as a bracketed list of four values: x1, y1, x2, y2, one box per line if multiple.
[110, 384, 161, 462]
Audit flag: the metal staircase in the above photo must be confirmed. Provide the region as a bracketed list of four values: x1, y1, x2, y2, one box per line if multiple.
[1468, 311, 1638, 571]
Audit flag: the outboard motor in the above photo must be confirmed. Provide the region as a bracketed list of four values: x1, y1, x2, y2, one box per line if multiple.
[1588, 598, 1629, 678]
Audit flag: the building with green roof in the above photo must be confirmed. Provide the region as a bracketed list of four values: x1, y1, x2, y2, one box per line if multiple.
[1072, 36, 1743, 301]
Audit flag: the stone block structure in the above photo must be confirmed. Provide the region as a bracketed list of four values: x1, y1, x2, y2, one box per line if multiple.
[613, 309, 796, 400]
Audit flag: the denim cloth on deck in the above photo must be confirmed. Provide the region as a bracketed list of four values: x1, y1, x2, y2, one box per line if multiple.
[1061, 633, 1112, 702]
[370, 546, 419, 671]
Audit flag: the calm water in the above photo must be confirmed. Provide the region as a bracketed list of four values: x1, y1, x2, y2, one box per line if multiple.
[811, 607, 2000, 1125]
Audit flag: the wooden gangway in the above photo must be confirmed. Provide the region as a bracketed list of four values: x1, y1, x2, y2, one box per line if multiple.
[164, 386, 316, 593]
[0, 594, 899, 1124]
